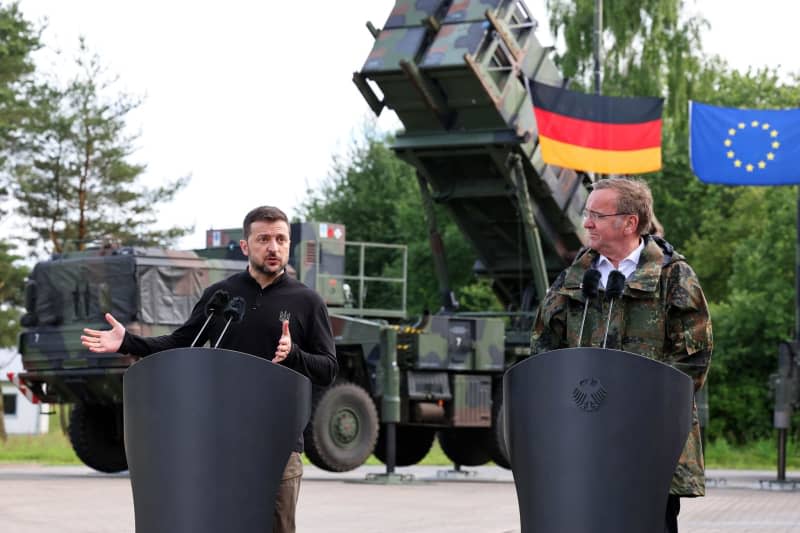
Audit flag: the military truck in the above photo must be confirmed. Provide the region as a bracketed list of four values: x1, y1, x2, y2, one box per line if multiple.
[11, 222, 404, 472]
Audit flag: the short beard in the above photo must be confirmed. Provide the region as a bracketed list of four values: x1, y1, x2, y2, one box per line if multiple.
[250, 258, 285, 277]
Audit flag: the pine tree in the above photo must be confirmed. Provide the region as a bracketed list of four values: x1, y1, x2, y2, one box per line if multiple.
[12, 38, 190, 254]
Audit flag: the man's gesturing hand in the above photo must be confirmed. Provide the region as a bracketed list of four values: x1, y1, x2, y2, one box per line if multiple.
[273, 320, 292, 363]
[81, 313, 125, 353]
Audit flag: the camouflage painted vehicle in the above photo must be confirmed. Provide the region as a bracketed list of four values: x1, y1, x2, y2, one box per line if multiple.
[311, 300, 510, 471]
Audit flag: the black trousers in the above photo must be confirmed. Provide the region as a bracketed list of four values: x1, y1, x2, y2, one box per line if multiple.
[665, 494, 681, 533]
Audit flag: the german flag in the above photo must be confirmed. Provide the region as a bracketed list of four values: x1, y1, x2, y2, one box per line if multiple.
[531, 82, 664, 174]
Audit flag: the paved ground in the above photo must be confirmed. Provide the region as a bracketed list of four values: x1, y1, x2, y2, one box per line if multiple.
[1, 464, 798, 532]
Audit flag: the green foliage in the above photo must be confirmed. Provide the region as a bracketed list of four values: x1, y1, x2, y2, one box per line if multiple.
[10, 38, 190, 254]
[705, 437, 800, 470]
[0, 240, 28, 347]
[457, 278, 504, 313]
[0, 3, 39, 222]
[0, 2, 39, 149]
[692, 188, 798, 442]
[0, 432, 80, 464]
[300, 125, 493, 316]
[546, 0, 706, 103]
[0, 4, 38, 440]
[0, 406, 76, 462]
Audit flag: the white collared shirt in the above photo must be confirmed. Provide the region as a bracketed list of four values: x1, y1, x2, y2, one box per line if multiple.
[596, 239, 645, 288]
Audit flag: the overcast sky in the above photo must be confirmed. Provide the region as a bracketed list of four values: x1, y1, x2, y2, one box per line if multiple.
[12, 0, 800, 250]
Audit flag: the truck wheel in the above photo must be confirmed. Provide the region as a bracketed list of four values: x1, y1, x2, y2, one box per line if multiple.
[438, 428, 492, 467]
[68, 403, 127, 473]
[487, 396, 510, 469]
[374, 425, 436, 466]
[304, 382, 378, 472]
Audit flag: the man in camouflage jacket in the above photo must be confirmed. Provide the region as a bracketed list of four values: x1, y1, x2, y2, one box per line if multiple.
[531, 177, 712, 533]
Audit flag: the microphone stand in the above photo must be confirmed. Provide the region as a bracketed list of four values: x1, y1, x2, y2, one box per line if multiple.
[578, 303, 590, 347]
[577, 269, 601, 347]
[602, 300, 617, 349]
[602, 270, 626, 349]
[214, 318, 235, 349]
[191, 314, 215, 347]
[191, 290, 231, 347]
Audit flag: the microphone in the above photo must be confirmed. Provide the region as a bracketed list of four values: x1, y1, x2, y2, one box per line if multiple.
[577, 269, 601, 347]
[191, 290, 230, 347]
[214, 296, 246, 348]
[205, 289, 231, 316]
[602, 270, 626, 349]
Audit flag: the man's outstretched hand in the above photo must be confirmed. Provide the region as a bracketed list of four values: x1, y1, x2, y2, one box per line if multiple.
[273, 320, 292, 363]
[81, 313, 125, 353]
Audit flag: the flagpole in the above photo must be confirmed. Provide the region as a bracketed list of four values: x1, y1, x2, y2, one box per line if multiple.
[795, 185, 799, 343]
[593, 0, 603, 182]
[593, 0, 602, 96]
[782, 185, 800, 482]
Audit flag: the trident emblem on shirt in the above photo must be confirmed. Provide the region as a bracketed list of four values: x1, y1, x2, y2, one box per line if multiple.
[279, 310, 291, 323]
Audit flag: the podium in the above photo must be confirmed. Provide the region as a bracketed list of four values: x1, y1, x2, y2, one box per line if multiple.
[123, 348, 311, 533]
[504, 348, 693, 533]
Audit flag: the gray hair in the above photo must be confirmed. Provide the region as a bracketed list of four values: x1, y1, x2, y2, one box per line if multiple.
[591, 178, 654, 236]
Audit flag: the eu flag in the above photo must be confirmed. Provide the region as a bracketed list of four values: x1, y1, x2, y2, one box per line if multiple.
[690, 101, 800, 185]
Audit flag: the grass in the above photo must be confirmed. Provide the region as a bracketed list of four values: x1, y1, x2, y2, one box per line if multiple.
[0, 405, 81, 465]
[360, 439, 450, 467]
[2, 410, 798, 471]
[705, 437, 800, 470]
[0, 431, 81, 464]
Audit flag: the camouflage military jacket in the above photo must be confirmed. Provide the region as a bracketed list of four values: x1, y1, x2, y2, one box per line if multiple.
[531, 236, 713, 496]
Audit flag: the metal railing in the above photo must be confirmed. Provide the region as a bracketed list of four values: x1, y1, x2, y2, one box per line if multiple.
[316, 241, 407, 319]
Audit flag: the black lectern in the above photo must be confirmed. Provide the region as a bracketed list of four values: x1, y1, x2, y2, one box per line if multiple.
[123, 348, 311, 533]
[504, 348, 693, 533]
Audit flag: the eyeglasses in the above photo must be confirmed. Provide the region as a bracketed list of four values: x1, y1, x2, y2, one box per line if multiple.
[581, 209, 632, 221]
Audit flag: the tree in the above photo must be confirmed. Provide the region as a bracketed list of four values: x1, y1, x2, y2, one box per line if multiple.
[698, 188, 797, 441]
[0, 230, 28, 444]
[0, 241, 27, 347]
[11, 38, 190, 254]
[0, 1, 39, 348]
[0, 1, 39, 334]
[0, 3, 40, 440]
[0, 2, 40, 172]
[0, 240, 28, 442]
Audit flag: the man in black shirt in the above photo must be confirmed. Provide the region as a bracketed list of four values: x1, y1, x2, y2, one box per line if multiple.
[81, 205, 337, 533]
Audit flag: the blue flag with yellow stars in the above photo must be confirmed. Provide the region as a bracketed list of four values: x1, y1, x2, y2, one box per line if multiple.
[690, 101, 800, 185]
